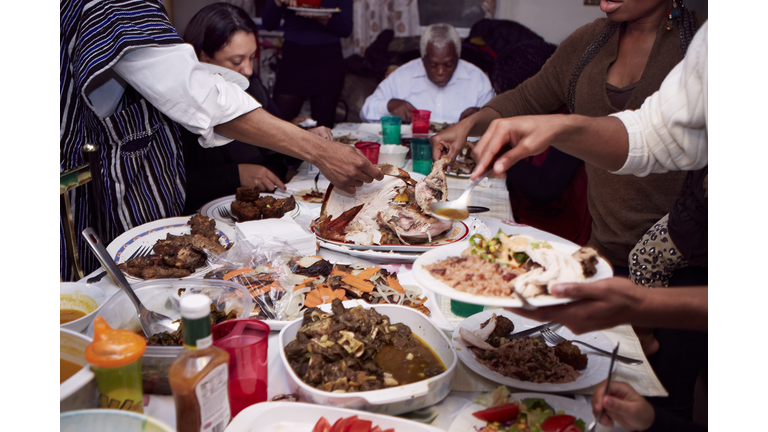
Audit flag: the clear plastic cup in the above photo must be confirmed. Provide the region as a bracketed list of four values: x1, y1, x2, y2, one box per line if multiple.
[411, 110, 431, 134]
[450, 300, 484, 317]
[381, 116, 402, 144]
[355, 141, 381, 164]
[212, 319, 270, 417]
[411, 138, 433, 175]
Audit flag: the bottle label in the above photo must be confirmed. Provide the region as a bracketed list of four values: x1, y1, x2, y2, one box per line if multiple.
[195, 363, 230, 432]
[183, 315, 212, 350]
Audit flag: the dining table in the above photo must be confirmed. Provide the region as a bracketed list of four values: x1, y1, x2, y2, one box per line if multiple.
[78, 122, 666, 432]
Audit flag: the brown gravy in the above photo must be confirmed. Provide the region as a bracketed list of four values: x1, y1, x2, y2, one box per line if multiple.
[60, 309, 87, 324]
[434, 207, 469, 220]
[61, 359, 84, 384]
[376, 335, 445, 386]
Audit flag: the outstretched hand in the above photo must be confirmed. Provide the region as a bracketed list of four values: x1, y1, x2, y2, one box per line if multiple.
[471, 115, 563, 180]
[316, 142, 384, 194]
[430, 121, 471, 162]
[507, 277, 645, 335]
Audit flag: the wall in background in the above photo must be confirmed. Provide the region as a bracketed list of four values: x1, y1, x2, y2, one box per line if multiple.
[495, 0, 708, 46]
[494, 0, 606, 45]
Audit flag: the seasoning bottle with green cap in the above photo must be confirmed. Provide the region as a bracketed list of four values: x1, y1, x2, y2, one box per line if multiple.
[85, 316, 146, 413]
[170, 294, 231, 432]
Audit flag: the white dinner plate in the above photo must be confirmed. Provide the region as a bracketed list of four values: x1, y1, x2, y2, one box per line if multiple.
[411, 228, 613, 308]
[453, 310, 616, 393]
[227, 401, 443, 432]
[313, 221, 469, 252]
[202, 63, 248, 90]
[287, 6, 342, 15]
[199, 192, 304, 227]
[106, 216, 235, 282]
[332, 130, 381, 144]
[448, 392, 594, 432]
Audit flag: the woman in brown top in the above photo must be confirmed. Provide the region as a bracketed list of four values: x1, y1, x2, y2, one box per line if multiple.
[432, 0, 705, 271]
[431, 0, 706, 421]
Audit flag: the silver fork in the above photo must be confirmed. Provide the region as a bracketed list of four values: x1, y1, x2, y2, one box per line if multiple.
[217, 205, 239, 222]
[540, 327, 643, 365]
[86, 245, 152, 284]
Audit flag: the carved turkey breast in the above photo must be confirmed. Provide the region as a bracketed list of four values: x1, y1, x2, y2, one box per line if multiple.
[314, 159, 453, 246]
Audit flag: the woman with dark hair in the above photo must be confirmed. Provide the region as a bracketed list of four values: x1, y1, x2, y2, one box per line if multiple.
[181, 2, 332, 213]
[432, 0, 707, 422]
[263, 0, 353, 128]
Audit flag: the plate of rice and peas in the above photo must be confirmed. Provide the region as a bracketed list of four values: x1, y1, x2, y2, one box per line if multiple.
[412, 228, 613, 308]
[453, 309, 616, 392]
[449, 387, 594, 432]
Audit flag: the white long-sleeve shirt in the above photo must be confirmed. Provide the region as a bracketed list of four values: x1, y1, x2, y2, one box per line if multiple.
[86, 44, 261, 148]
[360, 58, 494, 123]
[610, 21, 708, 177]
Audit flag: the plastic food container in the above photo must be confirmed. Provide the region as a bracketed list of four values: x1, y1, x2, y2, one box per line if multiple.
[61, 329, 98, 412]
[88, 279, 253, 395]
[278, 303, 457, 415]
[377, 144, 409, 168]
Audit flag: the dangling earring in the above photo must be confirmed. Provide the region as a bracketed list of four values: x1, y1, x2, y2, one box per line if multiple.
[666, 0, 681, 30]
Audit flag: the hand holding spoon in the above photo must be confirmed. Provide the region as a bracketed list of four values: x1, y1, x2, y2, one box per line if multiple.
[428, 168, 492, 221]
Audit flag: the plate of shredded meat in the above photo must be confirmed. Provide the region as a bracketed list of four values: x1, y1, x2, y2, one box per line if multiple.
[200, 189, 303, 227]
[411, 228, 613, 308]
[453, 309, 616, 392]
[108, 215, 235, 281]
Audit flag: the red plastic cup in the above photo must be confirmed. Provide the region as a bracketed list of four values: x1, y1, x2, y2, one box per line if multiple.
[212, 319, 270, 417]
[411, 110, 431, 134]
[355, 141, 381, 164]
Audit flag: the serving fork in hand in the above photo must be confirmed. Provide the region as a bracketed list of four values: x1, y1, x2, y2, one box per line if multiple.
[540, 327, 643, 365]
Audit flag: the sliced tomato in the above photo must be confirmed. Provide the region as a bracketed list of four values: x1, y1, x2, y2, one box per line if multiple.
[561, 425, 582, 432]
[540, 414, 576, 432]
[381, 429, 395, 432]
[347, 419, 373, 432]
[370, 427, 382, 432]
[338, 416, 359, 432]
[471, 402, 520, 423]
[313, 417, 331, 432]
[330, 417, 345, 432]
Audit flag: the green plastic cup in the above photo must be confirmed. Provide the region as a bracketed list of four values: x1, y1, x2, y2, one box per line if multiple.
[90, 359, 144, 413]
[411, 138, 432, 175]
[381, 116, 402, 144]
[450, 300, 484, 317]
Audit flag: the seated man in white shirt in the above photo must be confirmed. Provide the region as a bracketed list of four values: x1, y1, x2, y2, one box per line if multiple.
[360, 23, 494, 124]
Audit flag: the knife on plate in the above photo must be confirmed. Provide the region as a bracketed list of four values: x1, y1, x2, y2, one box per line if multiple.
[467, 206, 490, 214]
[507, 322, 557, 340]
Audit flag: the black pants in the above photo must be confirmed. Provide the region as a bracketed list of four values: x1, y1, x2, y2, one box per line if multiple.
[273, 93, 339, 128]
[614, 265, 708, 421]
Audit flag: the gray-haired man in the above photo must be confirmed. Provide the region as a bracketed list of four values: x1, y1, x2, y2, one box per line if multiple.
[360, 23, 494, 124]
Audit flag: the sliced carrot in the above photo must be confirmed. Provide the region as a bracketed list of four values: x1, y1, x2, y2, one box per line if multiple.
[331, 289, 347, 301]
[342, 275, 374, 293]
[304, 289, 323, 308]
[248, 282, 273, 297]
[316, 285, 335, 302]
[387, 275, 405, 293]
[223, 267, 254, 280]
[331, 268, 352, 277]
[355, 267, 380, 280]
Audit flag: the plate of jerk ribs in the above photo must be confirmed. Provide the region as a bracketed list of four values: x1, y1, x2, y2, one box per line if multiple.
[311, 158, 469, 252]
[108, 214, 235, 282]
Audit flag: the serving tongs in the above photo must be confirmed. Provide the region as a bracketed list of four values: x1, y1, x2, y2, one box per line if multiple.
[81, 227, 180, 338]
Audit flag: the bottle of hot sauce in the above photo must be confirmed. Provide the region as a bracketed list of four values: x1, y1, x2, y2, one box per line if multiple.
[170, 294, 231, 432]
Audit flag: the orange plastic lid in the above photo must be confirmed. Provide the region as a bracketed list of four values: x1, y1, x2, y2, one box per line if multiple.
[85, 316, 147, 368]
